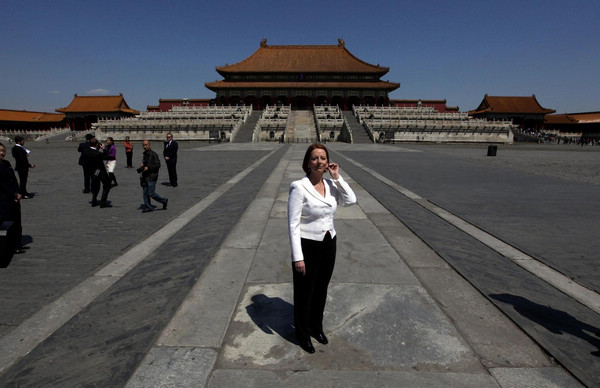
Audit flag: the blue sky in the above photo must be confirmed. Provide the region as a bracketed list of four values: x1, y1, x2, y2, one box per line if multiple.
[2, 0, 598, 114]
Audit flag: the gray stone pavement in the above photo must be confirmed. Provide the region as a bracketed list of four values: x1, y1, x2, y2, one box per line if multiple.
[0, 141, 591, 386]
[332, 143, 600, 387]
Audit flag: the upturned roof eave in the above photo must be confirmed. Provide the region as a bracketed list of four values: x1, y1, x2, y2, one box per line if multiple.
[55, 95, 138, 114]
[0, 109, 66, 123]
[216, 42, 391, 75]
[473, 95, 556, 115]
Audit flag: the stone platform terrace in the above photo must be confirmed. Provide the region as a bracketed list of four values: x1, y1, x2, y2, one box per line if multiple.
[0, 140, 596, 387]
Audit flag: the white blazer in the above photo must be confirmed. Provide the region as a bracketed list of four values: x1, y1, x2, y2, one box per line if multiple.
[288, 175, 357, 262]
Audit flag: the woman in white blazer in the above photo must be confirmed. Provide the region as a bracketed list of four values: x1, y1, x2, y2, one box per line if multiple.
[287, 143, 357, 353]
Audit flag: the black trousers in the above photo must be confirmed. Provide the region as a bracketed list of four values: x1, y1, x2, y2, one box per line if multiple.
[166, 158, 177, 186]
[293, 233, 336, 342]
[0, 200, 22, 252]
[91, 171, 111, 204]
[126, 151, 133, 168]
[82, 165, 91, 191]
[16, 169, 28, 196]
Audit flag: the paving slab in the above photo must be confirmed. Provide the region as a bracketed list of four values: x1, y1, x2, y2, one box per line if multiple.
[208, 369, 500, 388]
[490, 367, 584, 388]
[126, 347, 217, 388]
[219, 283, 482, 373]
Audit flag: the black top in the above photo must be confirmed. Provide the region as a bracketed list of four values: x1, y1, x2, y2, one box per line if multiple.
[78, 141, 91, 166]
[163, 140, 178, 159]
[142, 149, 161, 182]
[83, 146, 107, 175]
[0, 160, 19, 202]
[11, 145, 29, 172]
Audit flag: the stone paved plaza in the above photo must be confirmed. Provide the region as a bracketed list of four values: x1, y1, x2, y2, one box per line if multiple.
[0, 140, 598, 387]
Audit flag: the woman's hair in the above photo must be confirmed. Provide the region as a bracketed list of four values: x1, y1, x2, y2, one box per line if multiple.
[302, 143, 329, 174]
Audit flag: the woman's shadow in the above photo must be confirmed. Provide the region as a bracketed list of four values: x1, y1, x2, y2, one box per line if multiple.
[245, 294, 298, 345]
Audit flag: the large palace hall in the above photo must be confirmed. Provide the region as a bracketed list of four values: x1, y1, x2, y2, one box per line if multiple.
[205, 39, 399, 110]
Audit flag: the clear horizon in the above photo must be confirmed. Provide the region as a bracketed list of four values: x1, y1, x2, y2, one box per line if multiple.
[2, 0, 598, 114]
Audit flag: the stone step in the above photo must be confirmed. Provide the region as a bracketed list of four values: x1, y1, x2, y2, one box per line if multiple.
[232, 110, 262, 143]
[285, 110, 317, 142]
[342, 111, 372, 143]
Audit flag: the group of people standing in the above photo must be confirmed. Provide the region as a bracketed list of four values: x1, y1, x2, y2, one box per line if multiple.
[0, 136, 36, 263]
[77, 134, 117, 208]
[77, 133, 178, 212]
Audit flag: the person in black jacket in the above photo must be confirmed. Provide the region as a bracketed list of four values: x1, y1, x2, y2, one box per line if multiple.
[163, 133, 178, 187]
[84, 138, 112, 208]
[0, 142, 23, 258]
[11, 136, 35, 198]
[77, 134, 94, 193]
[139, 140, 168, 213]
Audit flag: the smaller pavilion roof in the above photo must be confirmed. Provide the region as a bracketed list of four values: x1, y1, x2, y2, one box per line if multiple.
[567, 112, 600, 123]
[546, 112, 600, 125]
[56, 94, 138, 114]
[0, 109, 65, 123]
[469, 95, 555, 115]
[544, 114, 578, 125]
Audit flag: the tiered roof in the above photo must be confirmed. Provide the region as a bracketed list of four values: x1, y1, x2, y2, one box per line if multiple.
[56, 94, 138, 114]
[470, 95, 555, 115]
[0, 109, 65, 123]
[205, 39, 399, 92]
[215, 40, 389, 75]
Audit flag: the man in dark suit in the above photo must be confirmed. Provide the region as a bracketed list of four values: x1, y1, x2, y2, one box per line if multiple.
[163, 133, 178, 187]
[84, 138, 112, 208]
[0, 142, 23, 259]
[11, 136, 35, 198]
[77, 134, 94, 193]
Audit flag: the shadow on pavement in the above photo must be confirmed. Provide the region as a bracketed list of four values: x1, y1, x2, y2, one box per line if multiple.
[490, 293, 600, 356]
[245, 294, 298, 345]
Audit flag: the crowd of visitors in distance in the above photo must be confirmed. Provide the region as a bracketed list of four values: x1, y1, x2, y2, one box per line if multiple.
[515, 128, 599, 146]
